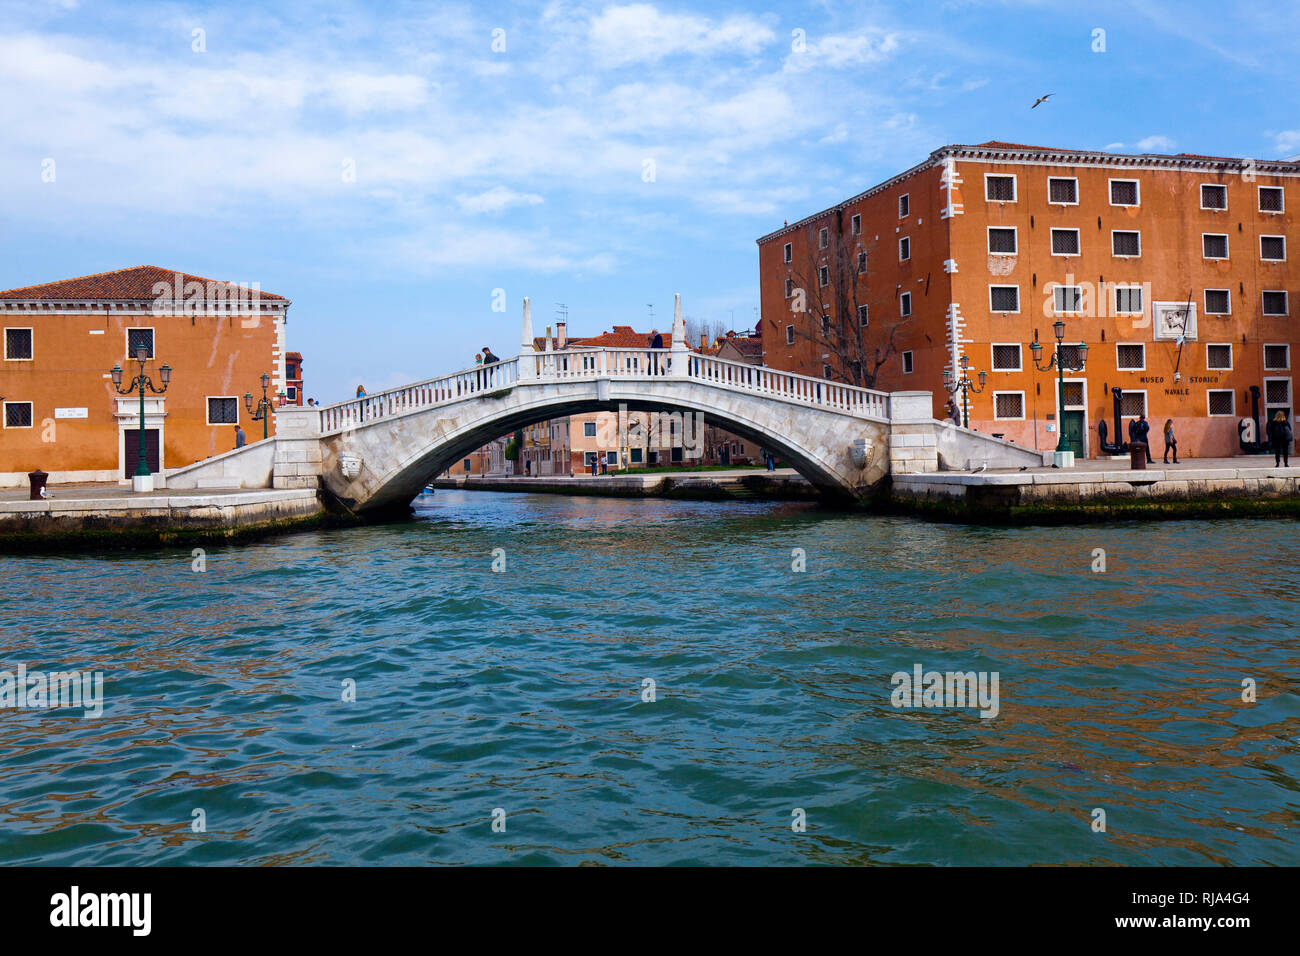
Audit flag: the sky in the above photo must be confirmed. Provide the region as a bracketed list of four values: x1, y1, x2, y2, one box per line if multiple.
[2, 0, 1298, 401]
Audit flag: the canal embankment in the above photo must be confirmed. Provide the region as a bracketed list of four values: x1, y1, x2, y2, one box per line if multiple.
[429, 468, 820, 501]
[0, 485, 331, 551]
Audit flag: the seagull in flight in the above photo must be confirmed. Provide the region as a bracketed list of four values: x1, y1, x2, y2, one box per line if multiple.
[1032, 93, 1054, 109]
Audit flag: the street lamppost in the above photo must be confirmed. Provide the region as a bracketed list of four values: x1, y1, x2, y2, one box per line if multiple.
[1031, 318, 1089, 467]
[244, 373, 274, 440]
[942, 353, 987, 429]
[110, 345, 171, 492]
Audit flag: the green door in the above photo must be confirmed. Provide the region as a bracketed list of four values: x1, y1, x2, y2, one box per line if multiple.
[1062, 410, 1085, 457]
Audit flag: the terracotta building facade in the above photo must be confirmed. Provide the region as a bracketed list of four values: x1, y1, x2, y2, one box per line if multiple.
[758, 142, 1298, 459]
[0, 265, 293, 485]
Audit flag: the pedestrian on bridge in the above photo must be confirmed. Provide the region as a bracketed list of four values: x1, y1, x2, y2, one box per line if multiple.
[481, 347, 500, 365]
[648, 329, 663, 375]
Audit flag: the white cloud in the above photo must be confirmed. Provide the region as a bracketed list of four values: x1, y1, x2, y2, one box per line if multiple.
[1136, 134, 1176, 153]
[786, 30, 902, 71]
[1270, 129, 1300, 156]
[456, 186, 545, 214]
[588, 3, 775, 67]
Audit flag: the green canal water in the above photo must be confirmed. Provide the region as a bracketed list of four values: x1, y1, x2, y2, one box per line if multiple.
[1, 489, 1297, 865]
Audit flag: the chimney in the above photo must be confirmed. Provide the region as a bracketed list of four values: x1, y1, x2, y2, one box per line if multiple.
[557, 321, 567, 348]
[700, 333, 707, 350]
[544, 324, 553, 351]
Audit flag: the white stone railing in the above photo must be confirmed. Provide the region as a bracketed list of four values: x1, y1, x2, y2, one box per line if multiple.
[316, 348, 890, 435]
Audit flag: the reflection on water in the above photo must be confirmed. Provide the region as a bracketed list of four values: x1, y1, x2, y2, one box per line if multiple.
[0, 490, 1297, 865]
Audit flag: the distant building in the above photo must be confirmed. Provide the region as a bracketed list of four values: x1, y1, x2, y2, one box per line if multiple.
[0, 265, 294, 485]
[285, 351, 304, 406]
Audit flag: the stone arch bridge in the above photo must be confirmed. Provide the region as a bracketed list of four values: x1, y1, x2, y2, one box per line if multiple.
[168, 299, 1043, 513]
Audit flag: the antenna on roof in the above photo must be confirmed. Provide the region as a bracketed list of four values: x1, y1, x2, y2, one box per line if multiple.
[555, 302, 568, 322]
[647, 303, 654, 322]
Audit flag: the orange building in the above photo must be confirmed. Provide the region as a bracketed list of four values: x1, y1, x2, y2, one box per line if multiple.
[0, 265, 294, 485]
[759, 142, 1298, 459]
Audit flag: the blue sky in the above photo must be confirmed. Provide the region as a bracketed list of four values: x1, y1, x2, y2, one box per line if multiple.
[3, 0, 1298, 400]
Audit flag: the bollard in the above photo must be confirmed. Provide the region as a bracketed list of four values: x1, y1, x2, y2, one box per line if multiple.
[28, 469, 48, 500]
[1129, 442, 1147, 470]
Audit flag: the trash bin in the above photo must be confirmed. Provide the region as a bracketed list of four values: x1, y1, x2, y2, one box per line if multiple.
[28, 469, 48, 500]
[1129, 442, 1147, 470]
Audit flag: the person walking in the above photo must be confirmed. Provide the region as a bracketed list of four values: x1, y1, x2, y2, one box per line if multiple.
[1162, 418, 1178, 464]
[1128, 414, 1152, 463]
[946, 398, 961, 426]
[234, 424, 247, 448]
[1267, 410, 1293, 466]
[648, 328, 663, 375]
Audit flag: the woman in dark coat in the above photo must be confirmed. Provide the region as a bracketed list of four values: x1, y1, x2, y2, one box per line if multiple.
[1268, 411, 1293, 467]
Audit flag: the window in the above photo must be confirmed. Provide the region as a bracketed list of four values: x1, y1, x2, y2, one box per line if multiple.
[1205, 343, 1233, 370]
[1051, 228, 1080, 256]
[1207, 390, 1235, 416]
[4, 328, 33, 360]
[785, 278, 795, 297]
[785, 325, 795, 345]
[584, 452, 597, 466]
[670, 447, 683, 463]
[1264, 344, 1290, 370]
[1265, 378, 1291, 408]
[898, 194, 910, 217]
[991, 344, 1022, 371]
[783, 242, 792, 263]
[857, 304, 869, 327]
[1200, 184, 1227, 210]
[854, 251, 866, 274]
[583, 422, 597, 437]
[818, 227, 828, 249]
[1114, 286, 1143, 314]
[1109, 179, 1139, 206]
[1048, 177, 1078, 204]
[630, 447, 643, 463]
[1202, 234, 1228, 259]
[989, 285, 1020, 313]
[1116, 343, 1145, 370]
[126, 327, 154, 358]
[206, 397, 239, 424]
[823, 364, 833, 379]
[286, 386, 298, 402]
[985, 174, 1016, 202]
[988, 227, 1017, 254]
[818, 265, 829, 287]
[1119, 390, 1147, 417]
[1057, 344, 1084, 368]
[850, 213, 861, 235]
[898, 236, 911, 261]
[1112, 230, 1141, 257]
[993, 392, 1024, 419]
[1262, 290, 1289, 316]
[902, 351, 914, 374]
[4, 401, 33, 428]
[1259, 186, 1284, 213]
[463, 459, 472, 472]
[606, 451, 618, 465]
[1053, 285, 1083, 313]
[1204, 289, 1231, 314]
[899, 292, 912, 317]
[1261, 235, 1286, 261]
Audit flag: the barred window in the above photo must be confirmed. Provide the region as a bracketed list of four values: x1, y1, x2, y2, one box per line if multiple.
[1048, 177, 1077, 203]
[988, 228, 1017, 254]
[1265, 379, 1291, 405]
[127, 328, 154, 358]
[1051, 229, 1080, 255]
[899, 236, 911, 260]
[1054, 285, 1083, 312]
[1259, 186, 1284, 212]
[1110, 179, 1139, 206]
[1115, 286, 1143, 313]
[850, 214, 861, 235]
[990, 286, 1019, 312]
[858, 305, 869, 327]
[898, 194, 910, 217]
[986, 175, 1016, 201]
[1205, 344, 1232, 370]
[992, 344, 1021, 370]
[4, 328, 32, 360]
[4, 401, 33, 428]
[1264, 344, 1290, 370]
[206, 397, 239, 424]
[994, 392, 1024, 419]
[783, 242, 792, 263]
[785, 278, 795, 297]
[1112, 231, 1141, 257]
[785, 325, 794, 345]
[1202, 234, 1228, 258]
[1063, 381, 1084, 406]
[1207, 390, 1235, 416]
[900, 292, 912, 316]
[1205, 289, 1230, 314]
[1120, 391, 1147, 417]
[902, 351, 913, 373]
[1262, 291, 1288, 316]
[1261, 236, 1286, 260]
[818, 227, 828, 249]
[1057, 344, 1084, 368]
[1201, 184, 1227, 209]
[1117, 344, 1145, 370]
[818, 266, 829, 287]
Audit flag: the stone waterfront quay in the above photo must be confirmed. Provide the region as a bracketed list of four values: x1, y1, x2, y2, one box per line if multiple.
[891, 457, 1300, 523]
[431, 467, 819, 501]
[0, 484, 326, 551]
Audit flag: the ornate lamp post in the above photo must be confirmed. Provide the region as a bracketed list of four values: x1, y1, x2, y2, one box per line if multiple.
[110, 345, 171, 492]
[942, 353, 987, 429]
[1031, 319, 1089, 466]
[244, 373, 275, 440]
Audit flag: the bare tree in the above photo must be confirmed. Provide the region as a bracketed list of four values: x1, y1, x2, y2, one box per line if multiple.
[683, 315, 728, 350]
[780, 210, 909, 388]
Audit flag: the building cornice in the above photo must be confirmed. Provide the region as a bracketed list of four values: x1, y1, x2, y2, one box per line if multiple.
[0, 299, 291, 315]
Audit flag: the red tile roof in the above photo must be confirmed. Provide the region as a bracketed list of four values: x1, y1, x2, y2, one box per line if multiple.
[0, 265, 288, 301]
